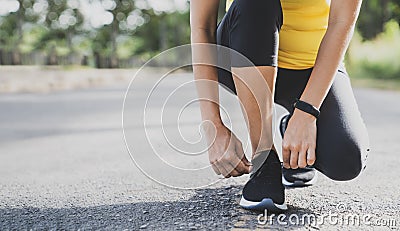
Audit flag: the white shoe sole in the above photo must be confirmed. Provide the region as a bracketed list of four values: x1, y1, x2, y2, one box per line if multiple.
[282, 172, 318, 187]
[239, 196, 288, 212]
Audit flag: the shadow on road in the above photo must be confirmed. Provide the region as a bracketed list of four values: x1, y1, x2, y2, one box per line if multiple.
[0, 186, 317, 230]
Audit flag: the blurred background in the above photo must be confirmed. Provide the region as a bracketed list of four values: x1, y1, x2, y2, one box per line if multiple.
[0, 0, 399, 81]
[0, 0, 399, 89]
[1, 1, 400, 229]
[0, 0, 192, 68]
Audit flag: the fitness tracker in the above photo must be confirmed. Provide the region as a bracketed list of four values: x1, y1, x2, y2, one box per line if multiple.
[294, 99, 320, 119]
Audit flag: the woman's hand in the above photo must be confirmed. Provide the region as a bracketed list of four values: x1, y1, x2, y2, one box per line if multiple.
[282, 109, 317, 169]
[204, 122, 252, 178]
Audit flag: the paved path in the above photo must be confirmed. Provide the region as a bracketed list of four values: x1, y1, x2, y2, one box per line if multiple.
[0, 73, 399, 230]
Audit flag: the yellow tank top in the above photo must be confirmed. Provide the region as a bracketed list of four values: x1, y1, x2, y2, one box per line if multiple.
[226, 0, 330, 69]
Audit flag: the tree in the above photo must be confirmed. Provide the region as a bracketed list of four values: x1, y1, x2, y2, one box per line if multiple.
[90, 0, 136, 68]
[36, 0, 84, 65]
[134, 9, 190, 55]
[0, 0, 39, 65]
[357, 0, 400, 40]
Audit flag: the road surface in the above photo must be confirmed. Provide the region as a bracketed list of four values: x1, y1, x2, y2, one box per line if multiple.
[0, 73, 399, 230]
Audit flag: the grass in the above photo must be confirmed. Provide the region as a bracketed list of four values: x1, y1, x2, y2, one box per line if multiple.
[350, 77, 400, 91]
[346, 20, 400, 91]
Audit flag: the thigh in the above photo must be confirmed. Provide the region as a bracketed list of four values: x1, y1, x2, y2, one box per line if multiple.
[216, 0, 283, 94]
[314, 70, 370, 180]
[275, 68, 370, 181]
[229, 0, 282, 67]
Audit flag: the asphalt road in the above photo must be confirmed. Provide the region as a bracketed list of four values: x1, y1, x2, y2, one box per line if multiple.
[0, 73, 399, 230]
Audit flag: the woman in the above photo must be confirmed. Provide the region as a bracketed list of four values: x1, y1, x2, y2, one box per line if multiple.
[190, 0, 370, 212]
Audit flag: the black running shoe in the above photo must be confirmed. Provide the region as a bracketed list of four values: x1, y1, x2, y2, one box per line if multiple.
[280, 114, 318, 187]
[279, 114, 291, 138]
[239, 150, 287, 212]
[282, 167, 318, 187]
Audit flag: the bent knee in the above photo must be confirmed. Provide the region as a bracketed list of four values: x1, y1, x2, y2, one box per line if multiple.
[327, 160, 364, 181]
[318, 141, 369, 181]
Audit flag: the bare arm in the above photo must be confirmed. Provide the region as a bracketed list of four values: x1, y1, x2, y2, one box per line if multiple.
[190, 0, 251, 177]
[298, 0, 362, 111]
[282, 0, 362, 169]
[190, 0, 222, 126]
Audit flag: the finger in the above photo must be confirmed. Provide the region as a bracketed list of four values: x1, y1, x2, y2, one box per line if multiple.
[229, 168, 242, 177]
[242, 156, 252, 166]
[290, 149, 299, 169]
[231, 157, 250, 174]
[220, 160, 234, 178]
[239, 157, 251, 174]
[298, 148, 308, 168]
[222, 168, 232, 178]
[211, 163, 221, 175]
[307, 146, 316, 166]
[236, 142, 252, 167]
[215, 161, 230, 178]
[282, 143, 291, 169]
[222, 154, 243, 177]
[231, 144, 251, 174]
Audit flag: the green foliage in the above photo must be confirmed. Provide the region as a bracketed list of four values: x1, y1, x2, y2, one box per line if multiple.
[347, 21, 400, 80]
[0, 0, 398, 71]
[134, 10, 190, 55]
[0, 0, 39, 46]
[44, 0, 84, 30]
[0, 0, 39, 64]
[0, 12, 19, 50]
[91, 0, 137, 67]
[91, 26, 113, 56]
[357, 0, 400, 40]
[39, 0, 85, 64]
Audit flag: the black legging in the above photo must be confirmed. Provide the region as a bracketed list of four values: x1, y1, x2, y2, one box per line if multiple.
[216, 0, 370, 181]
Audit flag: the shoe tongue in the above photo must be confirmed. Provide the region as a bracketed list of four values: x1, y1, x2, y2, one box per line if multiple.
[250, 150, 273, 177]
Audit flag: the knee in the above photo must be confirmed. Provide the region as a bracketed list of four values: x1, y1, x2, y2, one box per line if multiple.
[330, 159, 364, 182]
[320, 141, 368, 181]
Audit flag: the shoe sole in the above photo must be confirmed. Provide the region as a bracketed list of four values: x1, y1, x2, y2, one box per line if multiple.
[239, 196, 288, 213]
[282, 173, 318, 187]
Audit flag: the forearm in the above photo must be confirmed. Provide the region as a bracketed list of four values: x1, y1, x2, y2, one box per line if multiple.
[191, 29, 223, 126]
[299, 24, 354, 110]
[283, 24, 356, 168]
[299, 0, 362, 110]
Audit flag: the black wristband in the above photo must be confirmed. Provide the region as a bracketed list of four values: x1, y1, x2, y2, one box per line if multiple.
[293, 99, 320, 119]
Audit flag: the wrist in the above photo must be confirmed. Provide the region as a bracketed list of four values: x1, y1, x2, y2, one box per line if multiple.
[293, 108, 317, 122]
[293, 99, 320, 119]
[201, 118, 224, 133]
